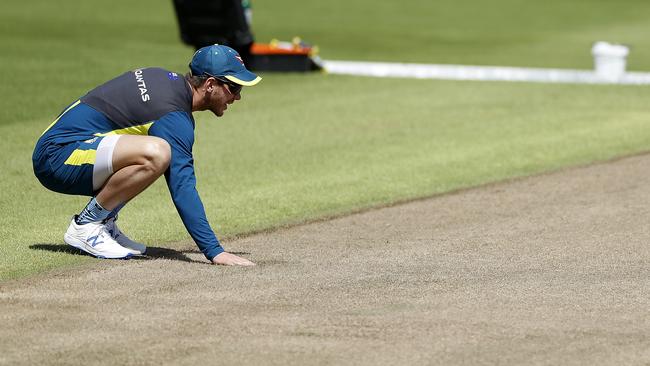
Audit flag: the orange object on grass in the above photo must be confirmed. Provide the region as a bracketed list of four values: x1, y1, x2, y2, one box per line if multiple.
[250, 38, 315, 56]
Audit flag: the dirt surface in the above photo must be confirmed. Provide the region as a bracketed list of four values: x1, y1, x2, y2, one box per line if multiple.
[2, 154, 650, 366]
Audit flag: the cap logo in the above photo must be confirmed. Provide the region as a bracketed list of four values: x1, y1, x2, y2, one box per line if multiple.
[235, 55, 244, 65]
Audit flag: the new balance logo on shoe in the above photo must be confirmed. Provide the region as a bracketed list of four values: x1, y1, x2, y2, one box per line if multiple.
[87, 235, 104, 247]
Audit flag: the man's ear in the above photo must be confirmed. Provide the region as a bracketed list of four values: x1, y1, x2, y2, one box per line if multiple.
[205, 77, 217, 93]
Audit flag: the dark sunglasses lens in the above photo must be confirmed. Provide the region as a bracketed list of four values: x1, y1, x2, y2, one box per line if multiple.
[230, 84, 242, 94]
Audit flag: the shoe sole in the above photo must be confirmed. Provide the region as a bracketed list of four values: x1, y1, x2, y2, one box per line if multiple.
[121, 246, 146, 256]
[64, 234, 133, 259]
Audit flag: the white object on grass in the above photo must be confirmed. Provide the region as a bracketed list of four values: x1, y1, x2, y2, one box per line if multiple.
[591, 41, 629, 81]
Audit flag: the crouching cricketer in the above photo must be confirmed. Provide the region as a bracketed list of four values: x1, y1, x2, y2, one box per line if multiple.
[32, 45, 259, 266]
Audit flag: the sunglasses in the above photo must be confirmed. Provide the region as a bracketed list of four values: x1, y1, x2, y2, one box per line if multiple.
[193, 71, 244, 95]
[214, 76, 243, 95]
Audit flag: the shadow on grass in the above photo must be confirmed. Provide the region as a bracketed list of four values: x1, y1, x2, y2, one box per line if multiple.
[30, 244, 206, 264]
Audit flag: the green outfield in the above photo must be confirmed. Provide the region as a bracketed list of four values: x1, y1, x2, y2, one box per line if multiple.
[1, 0, 650, 280]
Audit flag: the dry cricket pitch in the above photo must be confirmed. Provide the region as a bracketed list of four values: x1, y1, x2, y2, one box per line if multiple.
[1, 154, 649, 365]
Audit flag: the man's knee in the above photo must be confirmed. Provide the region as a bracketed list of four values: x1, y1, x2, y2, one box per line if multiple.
[141, 138, 171, 173]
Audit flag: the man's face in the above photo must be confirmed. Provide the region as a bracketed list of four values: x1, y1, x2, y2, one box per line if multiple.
[204, 79, 242, 117]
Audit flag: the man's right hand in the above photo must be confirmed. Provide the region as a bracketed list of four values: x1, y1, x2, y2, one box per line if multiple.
[212, 252, 255, 266]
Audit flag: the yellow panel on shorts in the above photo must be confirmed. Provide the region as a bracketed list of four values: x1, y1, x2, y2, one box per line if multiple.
[94, 122, 154, 136]
[64, 149, 97, 166]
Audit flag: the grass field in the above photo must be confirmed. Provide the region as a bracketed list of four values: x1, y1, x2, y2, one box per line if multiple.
[2, 0, 650, 280]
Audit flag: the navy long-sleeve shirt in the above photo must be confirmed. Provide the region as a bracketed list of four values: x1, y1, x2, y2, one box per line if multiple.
[39, 67, 224, 260]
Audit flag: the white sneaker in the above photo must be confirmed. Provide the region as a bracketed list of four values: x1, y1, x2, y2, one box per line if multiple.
[64, 217, 133, 259]
[104, 216, 147, 255]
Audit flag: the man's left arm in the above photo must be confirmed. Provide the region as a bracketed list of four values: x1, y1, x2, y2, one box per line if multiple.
[148, 111, 254, 266]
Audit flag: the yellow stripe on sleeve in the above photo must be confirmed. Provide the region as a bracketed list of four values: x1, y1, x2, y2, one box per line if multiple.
[64, 149, 97, 166]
